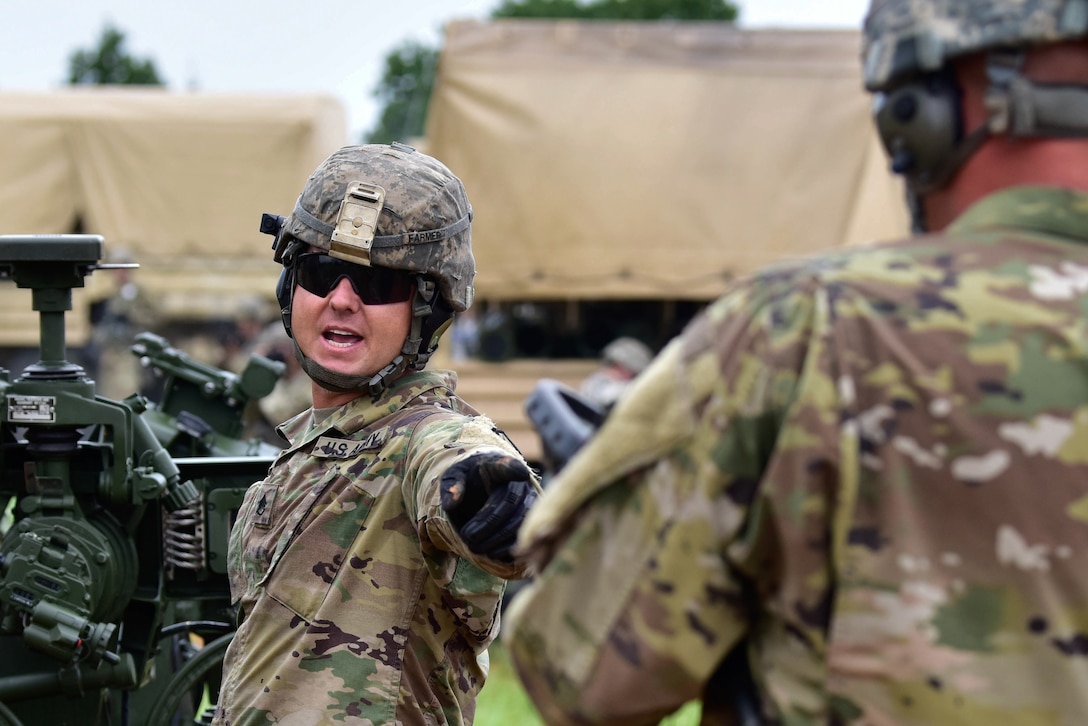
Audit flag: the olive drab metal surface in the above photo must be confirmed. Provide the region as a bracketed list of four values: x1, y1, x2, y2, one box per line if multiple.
[0, 235, 283, 726]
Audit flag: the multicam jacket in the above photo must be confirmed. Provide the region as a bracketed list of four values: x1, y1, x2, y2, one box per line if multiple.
[215, 369, 528, 726]
[504, 186, 1088, 726]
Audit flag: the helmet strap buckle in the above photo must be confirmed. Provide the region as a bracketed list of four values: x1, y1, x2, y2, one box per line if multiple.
[983, 49, 1025, 134]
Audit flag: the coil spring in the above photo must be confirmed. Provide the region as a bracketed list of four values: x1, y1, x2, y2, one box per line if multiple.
[163, 497, 205, 575]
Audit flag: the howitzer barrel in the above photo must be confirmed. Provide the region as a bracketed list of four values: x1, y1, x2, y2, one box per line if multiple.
[0, 655, 138, 701]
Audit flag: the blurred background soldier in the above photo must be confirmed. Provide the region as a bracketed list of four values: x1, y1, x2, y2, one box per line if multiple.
[241, 321, 311, 445]
[578, 335, 654, 410]
[216, 294, 276, 375]
[504, 1, 1088, 724]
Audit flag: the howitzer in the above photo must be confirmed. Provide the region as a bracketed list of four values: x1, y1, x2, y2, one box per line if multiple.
[525, 379, 764, 726]
[0, 235, 281, 725]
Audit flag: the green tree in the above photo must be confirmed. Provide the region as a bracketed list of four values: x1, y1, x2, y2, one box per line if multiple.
[366, 42, 439, 145]
[363, 0, 737, 142]
[68, 24, 164, 86]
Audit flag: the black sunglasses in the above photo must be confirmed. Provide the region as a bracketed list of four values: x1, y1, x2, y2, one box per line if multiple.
[293, 253, 415, 305]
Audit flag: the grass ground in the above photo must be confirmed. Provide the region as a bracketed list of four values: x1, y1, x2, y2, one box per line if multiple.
[475, 641, 702, 726]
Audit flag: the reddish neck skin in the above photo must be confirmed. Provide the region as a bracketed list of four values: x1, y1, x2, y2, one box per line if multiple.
[921, 40, 1088, 232]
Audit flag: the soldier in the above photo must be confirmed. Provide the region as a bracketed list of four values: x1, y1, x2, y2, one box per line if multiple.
[578, 335, 654, 410]
[504, 1, 1088, 724]
[214, 143, 538, 725]
[240, 321, 313, 446]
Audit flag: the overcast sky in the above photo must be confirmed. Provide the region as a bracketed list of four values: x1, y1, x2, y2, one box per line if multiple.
[0, 0, 869, 139]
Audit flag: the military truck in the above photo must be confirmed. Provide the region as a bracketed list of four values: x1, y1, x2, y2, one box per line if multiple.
[0, 89, 348, 725]
[0, 88, 348, 393]
[423, 19, 911, 460]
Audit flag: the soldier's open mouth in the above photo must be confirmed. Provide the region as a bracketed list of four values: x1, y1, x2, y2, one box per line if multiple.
[324, 330, 361, 346]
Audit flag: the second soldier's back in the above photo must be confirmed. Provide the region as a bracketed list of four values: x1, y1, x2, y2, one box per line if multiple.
[503, 2, 1088, 724]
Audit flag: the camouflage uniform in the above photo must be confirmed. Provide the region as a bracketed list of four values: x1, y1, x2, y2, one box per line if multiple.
[504, 185, 1088, 725]
[216, 368, 528, 725]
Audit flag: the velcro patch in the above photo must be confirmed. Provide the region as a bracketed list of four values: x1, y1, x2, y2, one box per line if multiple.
[312, 429, 388, 459]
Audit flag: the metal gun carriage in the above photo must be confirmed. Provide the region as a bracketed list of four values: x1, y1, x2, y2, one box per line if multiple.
[0, 235, 282, 725]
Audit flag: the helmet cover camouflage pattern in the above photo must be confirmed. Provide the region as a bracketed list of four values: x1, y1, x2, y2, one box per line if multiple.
[282, 143, 476, 311]
[863, 0, 1088, 90]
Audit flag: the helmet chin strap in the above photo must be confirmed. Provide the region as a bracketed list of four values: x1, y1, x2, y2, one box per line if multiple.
[289, 275, 442, 399]
[294, 343, 408, 397]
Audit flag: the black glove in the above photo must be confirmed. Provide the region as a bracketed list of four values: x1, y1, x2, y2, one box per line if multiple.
[440, 452, 537, 561]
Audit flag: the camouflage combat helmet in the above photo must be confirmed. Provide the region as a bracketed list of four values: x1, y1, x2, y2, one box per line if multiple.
[862, 0, 1088, 230]
[262, 142, 476, 396]
[863, 0, 1088, 91]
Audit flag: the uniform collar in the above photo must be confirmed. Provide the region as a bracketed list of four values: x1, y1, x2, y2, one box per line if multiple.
[276, 368, 457, 455]
[948, 185, 1088, 243]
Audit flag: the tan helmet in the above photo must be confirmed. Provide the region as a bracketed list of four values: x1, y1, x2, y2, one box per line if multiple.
[863, 0, 1088, 92]
[263, 142, 476, 395]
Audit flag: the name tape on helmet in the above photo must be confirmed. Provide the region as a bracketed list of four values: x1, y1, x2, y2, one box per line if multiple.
[330, 181, 386, 267]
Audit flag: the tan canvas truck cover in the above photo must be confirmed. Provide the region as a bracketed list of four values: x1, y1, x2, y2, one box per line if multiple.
[424, 20, 911, 461]
[425, 20, 910, 302]
[0, 89, 347, 347]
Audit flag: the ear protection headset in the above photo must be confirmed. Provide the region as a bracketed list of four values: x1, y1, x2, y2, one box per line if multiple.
[872, 70, 969, 196]
[872, 48, 1088, 231]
